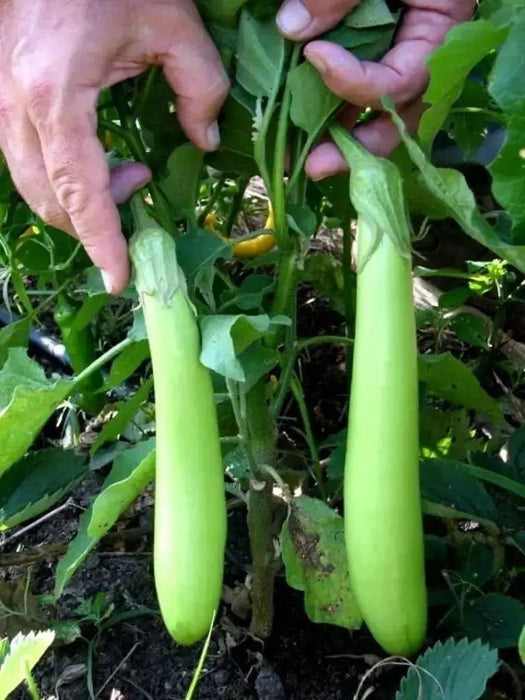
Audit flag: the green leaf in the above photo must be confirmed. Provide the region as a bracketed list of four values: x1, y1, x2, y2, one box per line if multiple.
[450, 314, 490, 349]
[385, 99, 525, 271]
[198, 0, 247, 27]
[489, 115, 525, 241]
[0, 318, 30, 366]
[237, 343, 278, 392]
[345, 0, 394, 28]
[455, 540, 495, 588]
[230, 274, 274, 311]
[288, 62, 341, 136]
[418, 353, 504, 422]
[463, 594, 525, 649]
[281, 495, 362, 629]
[69, 293, 108, 333]
[396, 637, 498, 700]
[322, 23, 396, 60]
[236, 12, 285, 98]
[207, 96, 257, 175]
[286, 203, 318, 239]
[0, 448, 87, 530]
[438, 287, 472, 310]
[200, 313, 289, 381]
[103, 340, 150, 391]
[90, 378, 153, 455]
[0, 630, 55, 700]
[176, 226, 231, 280]
[420, 459, 498, 523]
[55, 439, 155, 597]
[0, 349, 72, 478]
[301, 254, 346, 315]
[419, 20, 507, 149]
[160, 143, 204, 222]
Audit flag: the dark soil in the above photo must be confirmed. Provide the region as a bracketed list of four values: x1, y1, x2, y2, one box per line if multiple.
[4, 492, 394, 700]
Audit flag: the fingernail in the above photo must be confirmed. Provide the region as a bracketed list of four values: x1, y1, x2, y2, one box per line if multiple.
[206, 121, 221, 150]
[277, 0, 312, 36]
[305, 51, 328, 74]
[101, 270, 113, 294]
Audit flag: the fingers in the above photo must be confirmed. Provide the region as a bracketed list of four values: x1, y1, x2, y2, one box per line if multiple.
[110, 162, 151, 205]
[31, 91, 145, 293]
[306, 101, 424, 180]
[277, 0, 358, 40]
[304, 41, 431, 110]
[160, 3, 229, 152]
[0, 104, 75, 234]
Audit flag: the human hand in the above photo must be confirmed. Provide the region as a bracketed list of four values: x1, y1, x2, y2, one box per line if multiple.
[0, 0, 229, 293]
[276, 0, 476, 179]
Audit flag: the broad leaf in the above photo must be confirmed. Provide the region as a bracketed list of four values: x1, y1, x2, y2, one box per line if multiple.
[281, 495, 362, 629]
[161, 143, 204, 222]
[236, 12, 285, 98]
[0, 448, 87, 530]
[396, 637, 498, 700]
[489, 13, 525, 239]
[418, 353, 503, 423]
[463, 593, 525, 649]
[288, 62, 341, 136]
[420, 458, 498, 522]
[346, 0, 394, 28]
[419, 20, 507, 149]
[200, 313, 289, 381]
[103, 340, 150, 391]
[0, 318, 30, 366]
[386, 99, 525, 271]
[0, 630, 55, 700]
[0, 349, 72, 477]
[176, 226, 231, 280]
[55, 439, 155, 597]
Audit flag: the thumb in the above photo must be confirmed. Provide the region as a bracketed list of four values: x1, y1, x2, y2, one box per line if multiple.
[110, 162, 151, 204]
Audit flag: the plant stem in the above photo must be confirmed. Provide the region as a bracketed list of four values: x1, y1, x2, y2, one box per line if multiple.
[111, 84, 173, 233]
[290, 373, 325, 496]
[225, 177, 249, 236]
[75, 337, 133, 387]
[271, 43, 301, 250]
[25, 670, 40, 700]
[245, 379, 282, 639]
[271, 335, 352, 419]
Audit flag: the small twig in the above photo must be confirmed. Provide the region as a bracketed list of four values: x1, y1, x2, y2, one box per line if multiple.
[120, 676, 154, 700]
[501, 660, 523, 700]
[96, 642, 141, 699]
[0, 499, 76, 550]
[0, 527, 150, 568]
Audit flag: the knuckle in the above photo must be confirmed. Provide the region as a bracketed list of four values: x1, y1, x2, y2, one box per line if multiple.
[35, 201, 67, 227]
[50, 166, 89, 216]
[25, 79, 55, 121]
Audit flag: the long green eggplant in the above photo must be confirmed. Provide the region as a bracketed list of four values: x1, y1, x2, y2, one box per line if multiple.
[130, 198, 226, 646]
[330, 125, 427, 656]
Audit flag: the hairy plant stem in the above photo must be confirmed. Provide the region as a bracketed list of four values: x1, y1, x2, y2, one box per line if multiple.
[110, 84, 174, 233]
[245, 379, 282, 638]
